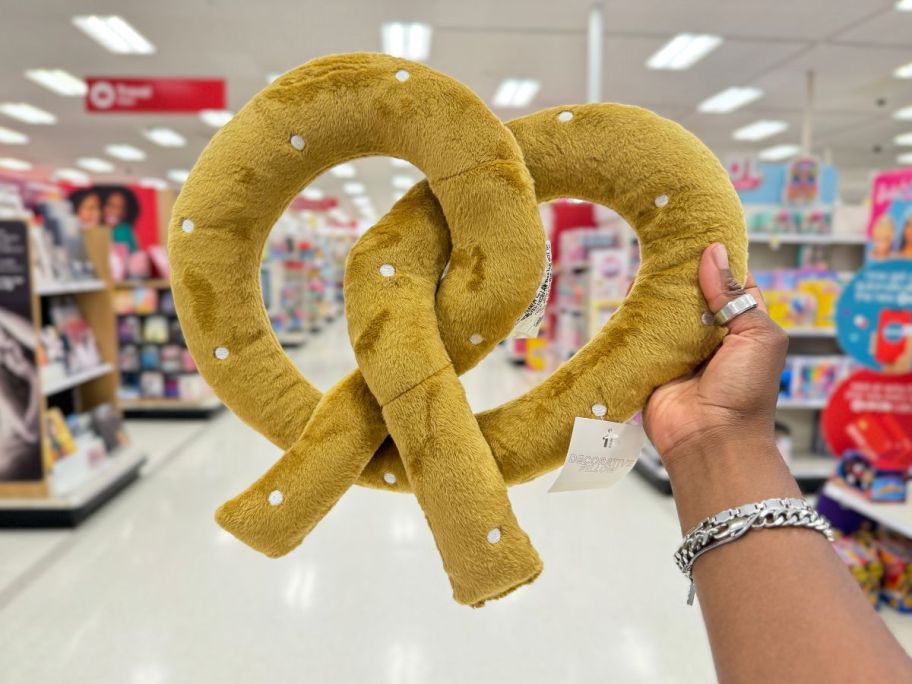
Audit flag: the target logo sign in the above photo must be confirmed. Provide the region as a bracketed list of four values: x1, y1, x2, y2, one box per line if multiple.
[85, 77, 225, 113]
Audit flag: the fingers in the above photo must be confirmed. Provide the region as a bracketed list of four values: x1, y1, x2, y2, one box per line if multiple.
[698, 243, 780, 338]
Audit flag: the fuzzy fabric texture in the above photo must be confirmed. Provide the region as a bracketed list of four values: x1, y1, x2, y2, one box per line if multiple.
[169, 52, 747, 607]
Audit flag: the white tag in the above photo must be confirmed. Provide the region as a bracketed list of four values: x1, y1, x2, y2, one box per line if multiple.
[548, 417, 645, 493]
[509, 240, 552, 339]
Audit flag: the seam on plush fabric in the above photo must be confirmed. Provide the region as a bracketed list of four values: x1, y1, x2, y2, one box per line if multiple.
[428, 157, 526, 186]
[381, 362, 455, 408]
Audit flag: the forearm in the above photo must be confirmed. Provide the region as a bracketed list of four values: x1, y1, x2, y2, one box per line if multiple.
[667, 440, 912, 683]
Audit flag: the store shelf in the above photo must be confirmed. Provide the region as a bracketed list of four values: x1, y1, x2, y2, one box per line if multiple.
[822, 480, 912, 538]
[777, 397, 828, 410]
[0, 447, 146, 527]
[114, 279, 171, 290]
[36, 279, 107, 296]
[277, 330, 307, 348]
[749, 233, 867, 246]
[785, 327, 836, 338]
[42, 363, 114, 396]
[121, 395, 223, 419]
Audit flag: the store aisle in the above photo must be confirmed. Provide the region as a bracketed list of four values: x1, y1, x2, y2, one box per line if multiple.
[0, 319, 909, 684]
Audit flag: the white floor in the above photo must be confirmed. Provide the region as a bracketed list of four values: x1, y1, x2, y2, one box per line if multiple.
[1, 319, 910, 683]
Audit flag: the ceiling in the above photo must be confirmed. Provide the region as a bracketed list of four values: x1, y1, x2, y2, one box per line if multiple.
[2, 0, 912, 217]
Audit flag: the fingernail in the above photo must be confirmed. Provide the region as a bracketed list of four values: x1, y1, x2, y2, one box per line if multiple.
[711, 243, 729, 271]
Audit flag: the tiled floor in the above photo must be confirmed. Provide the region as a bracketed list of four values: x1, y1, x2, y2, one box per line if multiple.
[1, 320, 910, 683]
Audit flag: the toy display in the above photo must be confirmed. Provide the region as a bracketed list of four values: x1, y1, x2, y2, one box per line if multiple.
[170, 53, 747, 606]
[754, 269, 846, 330]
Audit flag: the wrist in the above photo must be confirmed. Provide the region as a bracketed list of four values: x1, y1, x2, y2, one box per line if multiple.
[664, 435, 800, 532]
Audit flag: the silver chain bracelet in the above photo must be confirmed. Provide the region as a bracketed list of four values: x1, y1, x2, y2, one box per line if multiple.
[675, 497, 834, 605]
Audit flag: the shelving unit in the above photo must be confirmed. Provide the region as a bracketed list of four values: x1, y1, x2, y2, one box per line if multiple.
[749, 233, 867, 246]
[822, 480, 912, 538]
[0, 224, 146, 525]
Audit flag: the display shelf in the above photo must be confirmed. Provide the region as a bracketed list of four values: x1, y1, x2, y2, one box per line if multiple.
[777, 397, 828, 410]
[822, 480, 912, 538]
[748, 233, 867, 246]
[785, 327, 836, 338]
[41, 362, 114, 396]
[120, 396, 223, 419]
[114, 279, 171, 290]
[277, 330, 307, 348]
[36, 279, 107, 296]
[0, 447, 145, 527]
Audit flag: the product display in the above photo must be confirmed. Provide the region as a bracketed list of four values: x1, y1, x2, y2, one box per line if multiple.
[170, 52, 746, 605]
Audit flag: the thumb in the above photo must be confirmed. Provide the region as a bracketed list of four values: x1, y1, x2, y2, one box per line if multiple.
[698, 243, 777, 338]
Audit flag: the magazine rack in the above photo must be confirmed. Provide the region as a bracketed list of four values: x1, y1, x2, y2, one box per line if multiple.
[0, 226, 145, 526]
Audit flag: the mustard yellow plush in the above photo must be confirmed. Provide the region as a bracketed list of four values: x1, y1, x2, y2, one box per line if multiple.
[169, 52, 747, 607]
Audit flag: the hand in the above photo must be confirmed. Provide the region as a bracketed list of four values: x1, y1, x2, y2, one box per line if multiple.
[643, 243, 789, 469]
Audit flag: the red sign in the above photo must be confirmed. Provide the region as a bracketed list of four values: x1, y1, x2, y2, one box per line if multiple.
[85, 78, 225, 113]
[289, 196, 338, 212]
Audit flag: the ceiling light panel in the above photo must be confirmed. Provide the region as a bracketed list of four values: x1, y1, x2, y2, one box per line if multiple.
[343, 182, 365, 195]
[330, 163, 356, 178]
[142, 127, 186, 147]
[199, 109, 233, 128]
[0, 157, 32, 171]
[895, 62, 912, 79]
[167, 169, 190, 183]
[72, 15, 155, 54]
[392, 175, 416, 190]
[54, 168, 90, 183]
[492, 79, 541, 108]
[300, 187, 324, 200]
[382, 22, 432, 61]
[758, 144, 801, 161]
[0, 126, 28, 144]
[105, 144, 146, 161]
[647, 34, 722, 70]
[732, 120, 788, 141]
[138, 178, 169, 190]
[77, 157, 114, 173]
[0, 103, 57, 124]
[698, 87, 763, 113]
[25, 69, 87, 96]
[899, 152, 912, 164]
[895, 132, 912, 146]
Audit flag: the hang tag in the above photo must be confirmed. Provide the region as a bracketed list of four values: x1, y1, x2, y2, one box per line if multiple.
[548, 417, 645, 493]
[509, 240, 552, 339]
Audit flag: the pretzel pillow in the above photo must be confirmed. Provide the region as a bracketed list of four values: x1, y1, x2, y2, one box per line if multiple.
[169, 53, 747, 607]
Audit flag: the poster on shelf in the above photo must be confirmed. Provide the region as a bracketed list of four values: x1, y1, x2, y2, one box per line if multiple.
[726, 156, 838, 236]
[822, 369, 912, 464]
[867, 168, 912, 262]
[0, 220, 43, 481]
[836, 260, 912, 373]
[66, 183, 162, 254]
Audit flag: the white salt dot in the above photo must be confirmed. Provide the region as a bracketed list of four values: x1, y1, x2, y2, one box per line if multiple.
[268, 490, 284, 506]
[181, 219, 194, 233]
[395, 70, 410, 82]
[379, 263, 395, 277]
[469, 333, 484, 345]
[487, 528, 502, 544]
[654, 194, 669, 208]
[214, 346, 230, 360]
[558, 111, 573, 123]
[383, 472, 397, 485]
[591, 403, 607, 417]
[290, 135, 305, 150]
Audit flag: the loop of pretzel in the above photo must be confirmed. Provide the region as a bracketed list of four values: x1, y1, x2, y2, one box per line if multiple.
[169, 52, 746, 606]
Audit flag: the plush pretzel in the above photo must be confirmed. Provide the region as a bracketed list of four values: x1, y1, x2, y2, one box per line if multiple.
[169, 52, 747, 607]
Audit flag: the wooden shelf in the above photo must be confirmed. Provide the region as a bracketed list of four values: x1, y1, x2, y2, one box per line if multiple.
[822, 480, 912, 538]
[749, 233, 867, 246]
[114, 279, 171, 290]
[36, 279, 107, 296]
[41, 363, 114, 396]
[120, 395, 223, 418]
[0, 447, 146, 527]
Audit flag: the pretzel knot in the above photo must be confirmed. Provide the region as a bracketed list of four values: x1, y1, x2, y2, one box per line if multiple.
[169, 52, 747, 606]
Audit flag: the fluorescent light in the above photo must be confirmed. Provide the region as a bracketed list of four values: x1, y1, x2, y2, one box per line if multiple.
[0, 126, 28, 144]
[382, 22, 432, 61]
[895, 132, 912, 146]
[492, 79, 541, 108]
[343, 182, 365, 195]
[138, 177, 168, 190]
[895, 62, 912, 79]
[105, 144, 145, 161]
[330, 163, 356, 178]
[899, 152, 912, 165]
[698, 87, 763, 113]
[392, 191, 405, 201]
[72, 15, 155, 55]
[647, 34, 722, 70]
[897, 0, 912, 10]
[199, 109, 233, 128]
[300, 187, 324, 200]
[167, 169, 190, 184]
[267, 73, 282, 83]
[392, 175, 416, 190]
[351, 195, 372, 207]
[77, 157, 114, 173]
[895, 106, 912, 120]
[25, 69, 86, 97]
[732, 120, 788, 141]
[390, 158, 412, 168]
[54, 168, 90, 184]
[0, 158, 32, 171]
[0, 102, 56, 124]
[142, 127, 186, 147]
[758, 144, 801, 161]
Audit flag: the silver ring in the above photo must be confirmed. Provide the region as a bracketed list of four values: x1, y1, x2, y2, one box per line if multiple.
[714, 293, 758, 326]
